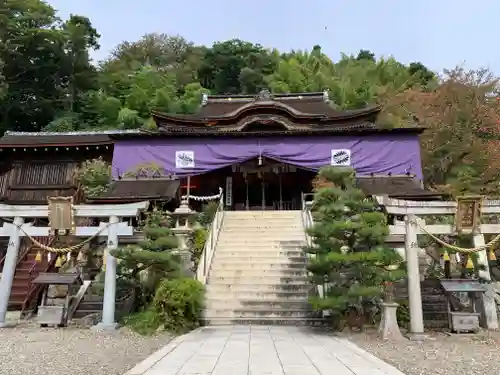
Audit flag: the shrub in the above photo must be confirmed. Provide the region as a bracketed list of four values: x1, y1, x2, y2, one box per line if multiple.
[197, 202, 219, 227]
[74, 157, 111, 197]
[190, 228, 207, 271]
[123, 309, 162, 336]
[152, 278, 204, 333]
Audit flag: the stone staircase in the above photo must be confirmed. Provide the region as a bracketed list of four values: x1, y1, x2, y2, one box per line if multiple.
[203, 210, 319, 325]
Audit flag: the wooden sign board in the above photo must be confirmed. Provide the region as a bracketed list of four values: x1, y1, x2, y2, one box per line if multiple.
[48, 196, 75, 235]
[455, 195, 482, 234]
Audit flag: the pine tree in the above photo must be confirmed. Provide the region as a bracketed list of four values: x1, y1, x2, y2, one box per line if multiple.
[111, 207, 181, 304]
[305, 166, 405, 318]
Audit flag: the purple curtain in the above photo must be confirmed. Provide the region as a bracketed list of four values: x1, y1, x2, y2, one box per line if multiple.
[112, 134, 423, 179]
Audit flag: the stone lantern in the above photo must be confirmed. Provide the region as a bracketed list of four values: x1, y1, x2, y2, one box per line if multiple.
[170, 198, 197, 276]
[378, 263, 405, 341]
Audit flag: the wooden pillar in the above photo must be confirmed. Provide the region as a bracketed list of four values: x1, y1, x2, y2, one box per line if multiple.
[0, 217, 23, 327]
[278, 172, 283, 210]
[404, 214, 425, 339]
[473, 233, 498, 329]
[261, 175, 265, 210]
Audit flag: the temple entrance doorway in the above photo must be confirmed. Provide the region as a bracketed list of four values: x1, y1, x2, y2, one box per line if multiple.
[181, 158, 315, 211]
[230, 158, 314, 211]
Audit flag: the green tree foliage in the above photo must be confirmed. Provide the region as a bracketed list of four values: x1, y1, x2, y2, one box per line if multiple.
[0, 1, 99, 132]
[111, 208, 181, 305]
[3, 2, 499, 196]
[198, 39, 279, 94]
[0, 3, 436, 133]
[151, 278, 204, 332]
[74, 157, 111, 197]
[306, 166, 405, 318]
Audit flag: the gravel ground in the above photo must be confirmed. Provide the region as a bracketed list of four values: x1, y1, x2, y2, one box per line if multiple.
[347, 329, 500, 375]
[0, 322, 173, 375]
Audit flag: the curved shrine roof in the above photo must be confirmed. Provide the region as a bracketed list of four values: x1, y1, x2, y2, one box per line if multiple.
[153, 91, 382, 128]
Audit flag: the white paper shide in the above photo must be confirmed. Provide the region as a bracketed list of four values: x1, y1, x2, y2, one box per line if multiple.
[330, 149, 351, 166]
[175, 151, 195, 168]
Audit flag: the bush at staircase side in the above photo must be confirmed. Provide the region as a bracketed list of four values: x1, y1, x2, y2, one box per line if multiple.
[111, 207, 205, 335]
[187, 201, 219, 272]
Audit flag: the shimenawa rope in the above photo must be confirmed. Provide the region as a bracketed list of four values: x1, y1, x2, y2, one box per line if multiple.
[414, 220, 500, 253]
[13, 221, 113, 253]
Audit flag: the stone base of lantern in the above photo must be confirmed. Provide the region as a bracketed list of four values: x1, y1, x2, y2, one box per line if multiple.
[378, 302, 405, 341]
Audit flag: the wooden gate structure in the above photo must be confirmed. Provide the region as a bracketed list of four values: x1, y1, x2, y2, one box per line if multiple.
[0, 200, 149, 329]
[375, 195, 500, 337]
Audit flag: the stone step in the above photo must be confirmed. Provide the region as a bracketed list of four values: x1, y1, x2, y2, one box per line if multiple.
[214, 261, 308, 270]
[223, 219, 303, 224]
[208, 275, 309, 284]
[217, 236, 306, 243]
[215, 245, 306, 256]
[221, 226, 304, 232]
[212, 251, 309, 267]
[202, 317, 327, 326]
[205, 299, 309, 310]
[210, 269, 308, 278]
[206, 290, 309, 300]
[223, 214, 302, 219]
[212, 256, 308, 264]
[204, 308, 311, 319]
[207, 283, 312, 293]
[216, 244, 306, 250]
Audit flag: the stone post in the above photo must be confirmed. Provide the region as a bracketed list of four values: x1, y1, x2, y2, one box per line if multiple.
[404, 214, 426, 340]
[378, 302, 405, 340]
[0, 217, 23, 328]
[473, 233, 498, 329]
[93, 215, 119, 331]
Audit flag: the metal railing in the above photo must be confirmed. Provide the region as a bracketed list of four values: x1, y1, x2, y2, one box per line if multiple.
[196, 192, 225, 284]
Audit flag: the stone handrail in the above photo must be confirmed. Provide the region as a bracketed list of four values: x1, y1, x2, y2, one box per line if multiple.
[301, 193, 325, 298]
[196, 193, 225, 284]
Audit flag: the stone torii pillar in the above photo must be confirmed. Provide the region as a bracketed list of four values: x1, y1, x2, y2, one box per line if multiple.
[472, 233, 498, 330]
[0, 201, 149, 329]
[93, 215, 119, 331]
[0, 217, 24, 327]
[404, 214, 426, 339]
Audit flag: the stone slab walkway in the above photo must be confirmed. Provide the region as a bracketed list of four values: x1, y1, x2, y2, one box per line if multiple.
[125, 326, 405, 375]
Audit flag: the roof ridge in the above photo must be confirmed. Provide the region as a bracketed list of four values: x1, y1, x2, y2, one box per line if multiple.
[207, 91, 324, 99]
[4, 130, 143, 137]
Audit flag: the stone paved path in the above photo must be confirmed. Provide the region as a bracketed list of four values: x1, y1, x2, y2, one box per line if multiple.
[125, 326, 405, 375]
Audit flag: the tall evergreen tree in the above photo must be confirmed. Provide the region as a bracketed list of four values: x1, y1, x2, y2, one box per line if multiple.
[305, 166, 405, 318]
[111, 208, 180, 305]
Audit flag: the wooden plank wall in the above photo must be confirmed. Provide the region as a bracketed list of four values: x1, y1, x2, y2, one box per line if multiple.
[0, 161, 80, 204]
[0, 148, 113, 204]
[11, 162, 78, 186]
[0, 164, 13, 200]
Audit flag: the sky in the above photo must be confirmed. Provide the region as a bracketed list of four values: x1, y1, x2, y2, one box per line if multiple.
[48, 0, 499, 74]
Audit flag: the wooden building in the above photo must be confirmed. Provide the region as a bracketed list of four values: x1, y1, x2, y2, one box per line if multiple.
[0, 90, 441, 312]
[0, 91, 440, 209]
[111, 90, 441, 209]
[0, 132, 113, 204]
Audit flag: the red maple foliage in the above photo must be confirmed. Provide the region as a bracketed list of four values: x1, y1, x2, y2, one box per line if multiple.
[387, 67, 500, 196]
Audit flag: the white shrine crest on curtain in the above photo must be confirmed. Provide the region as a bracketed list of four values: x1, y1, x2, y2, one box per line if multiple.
[330, 149, 351, 166]
[175, 151, 195, 168]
